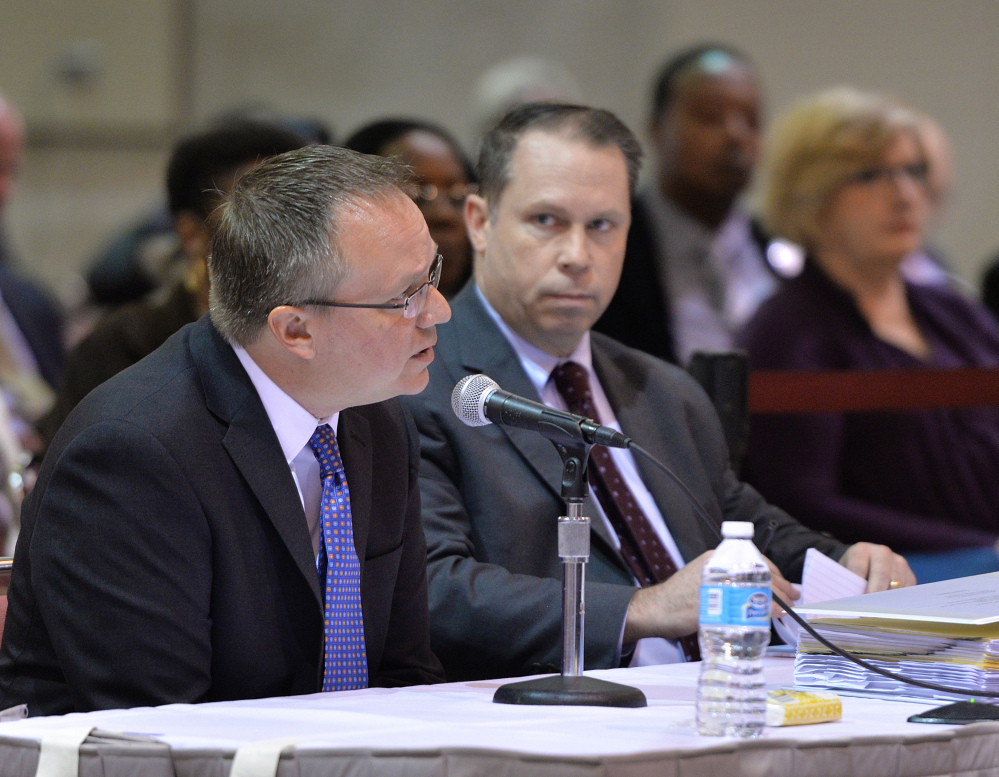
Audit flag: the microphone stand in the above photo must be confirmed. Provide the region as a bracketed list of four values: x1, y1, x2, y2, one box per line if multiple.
[493, 427, 647, 708]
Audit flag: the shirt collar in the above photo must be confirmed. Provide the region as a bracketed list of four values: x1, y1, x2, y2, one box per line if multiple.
[475, 284, 593, 397]
[642, 184, 752, 264]
[233, 346, 339, 463]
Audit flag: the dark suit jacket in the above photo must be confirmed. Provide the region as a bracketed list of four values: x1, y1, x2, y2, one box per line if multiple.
[0, 315, 443, 715]
[38, 282, 198, 447]
[594, 196, 774, 365]
[594, 197, 678, 363]
[403, 286, 845, 682]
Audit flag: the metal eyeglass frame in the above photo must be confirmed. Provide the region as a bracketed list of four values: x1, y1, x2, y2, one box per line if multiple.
[292, 253, 442, 319]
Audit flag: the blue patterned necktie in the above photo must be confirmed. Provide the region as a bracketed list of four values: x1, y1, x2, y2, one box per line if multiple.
[308, 424, 368, 691]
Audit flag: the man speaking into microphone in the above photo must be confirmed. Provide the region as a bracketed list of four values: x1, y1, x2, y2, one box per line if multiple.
[0, 146, 447, 715]
[401, 103, 914, 682]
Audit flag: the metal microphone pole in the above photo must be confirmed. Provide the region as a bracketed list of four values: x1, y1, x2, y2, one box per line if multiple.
[560, 494, 588, 678]
[493, 434, 646, 708]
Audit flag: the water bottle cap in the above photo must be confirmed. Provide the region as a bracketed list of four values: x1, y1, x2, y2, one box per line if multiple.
[720, 521, 755, 539]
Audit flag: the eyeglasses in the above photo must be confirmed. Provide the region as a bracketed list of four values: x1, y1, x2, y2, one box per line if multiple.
[847, 161, 930, 187]
[414, 183, 478, 210]
[293, 254, 442, 319]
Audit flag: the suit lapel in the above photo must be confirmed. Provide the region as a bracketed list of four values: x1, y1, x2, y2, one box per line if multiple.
[592, 340, 710, 562]
[190, 317, 322, 607]
[335, 410, 371, 565]
[452, 290, 566, 501]
[451, 289, 617, 552]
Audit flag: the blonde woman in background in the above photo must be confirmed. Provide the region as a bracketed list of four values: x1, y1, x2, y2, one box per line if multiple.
[737, 87, 999, 584]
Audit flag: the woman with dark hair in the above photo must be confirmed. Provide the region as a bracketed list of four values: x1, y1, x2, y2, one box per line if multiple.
[738, 87, 999, 583]
[345, 119, 476, 298]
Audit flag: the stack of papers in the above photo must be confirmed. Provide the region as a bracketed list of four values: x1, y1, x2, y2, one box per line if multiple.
[792, 573, 999, 702]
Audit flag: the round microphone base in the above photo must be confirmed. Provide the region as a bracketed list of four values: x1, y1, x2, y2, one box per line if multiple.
[492, 674, 647, 708]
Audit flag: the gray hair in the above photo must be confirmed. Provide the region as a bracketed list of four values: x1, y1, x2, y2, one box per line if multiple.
[477, 102, 643, 209]
[209, 145, 414, 346]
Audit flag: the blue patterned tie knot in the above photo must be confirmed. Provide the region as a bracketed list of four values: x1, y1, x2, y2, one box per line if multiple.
[308, 424, 344, 482]
[308, 424, 368, 691]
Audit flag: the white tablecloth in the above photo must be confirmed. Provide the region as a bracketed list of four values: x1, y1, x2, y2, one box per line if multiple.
[1, 657, 997, 777]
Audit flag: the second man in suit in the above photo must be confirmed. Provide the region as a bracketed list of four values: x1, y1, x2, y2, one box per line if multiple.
[403, 103, 914, 682]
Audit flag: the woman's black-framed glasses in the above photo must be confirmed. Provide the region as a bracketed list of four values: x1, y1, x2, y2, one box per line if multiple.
[294, 254, 442, 319]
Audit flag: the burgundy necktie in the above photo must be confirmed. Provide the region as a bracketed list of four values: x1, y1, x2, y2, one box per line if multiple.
[550, 361, 700, 661]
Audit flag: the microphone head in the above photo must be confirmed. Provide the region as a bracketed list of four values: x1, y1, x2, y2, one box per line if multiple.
[451, 374, 499, 427]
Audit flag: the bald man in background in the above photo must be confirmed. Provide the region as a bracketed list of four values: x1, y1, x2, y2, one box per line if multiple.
[596, 44, 785, 365]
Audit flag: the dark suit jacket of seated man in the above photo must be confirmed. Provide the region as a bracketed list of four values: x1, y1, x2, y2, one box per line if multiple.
[0, 146, 448, 715]
[401, 102, 915, 683]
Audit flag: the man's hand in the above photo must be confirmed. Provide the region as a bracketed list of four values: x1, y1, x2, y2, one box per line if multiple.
[764, 557, 802, 617]
[839, 542, 916, 592]
[623, 552, 801, 642]
[623, 552, 709, 642]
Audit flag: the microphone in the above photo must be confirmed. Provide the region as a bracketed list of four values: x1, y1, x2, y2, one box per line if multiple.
[452, 380, 998, 703]
[451, 374, 630, 449]
[452, 378, 998, 701]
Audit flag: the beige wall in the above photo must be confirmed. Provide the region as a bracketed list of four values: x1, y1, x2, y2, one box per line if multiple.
[3, 0, 999, 298]
[0, 0, 183, 132]
[1, 0, 183, 298]
[7, 147, 168, 293]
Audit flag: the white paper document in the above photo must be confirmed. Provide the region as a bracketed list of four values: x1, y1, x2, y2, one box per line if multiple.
[795, 571, 999, 625]
[774, 548, 867, 646]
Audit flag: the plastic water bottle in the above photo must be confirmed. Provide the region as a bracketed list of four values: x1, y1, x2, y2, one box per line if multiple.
[696, 520, 772, 738]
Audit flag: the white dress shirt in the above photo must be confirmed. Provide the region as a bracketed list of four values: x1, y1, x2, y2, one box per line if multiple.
[234, 346, 338, 557]
[477, 287, 687, 665]
[641, 185, 778, 365]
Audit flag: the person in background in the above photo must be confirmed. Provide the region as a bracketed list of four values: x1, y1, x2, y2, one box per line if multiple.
[36, 120, 308, 448]
[403, 102, 913, 683]
[83, 113, 332, 308]
[0, 145, 448, 716]
[983, 255, 999, 321]
[898, 114, 958, 289]
[977, 118, 999, 316]
[596, 44, 787, 365]
[0, 95, 64, 404]
[0, 94, 26, 271]
[738, 87, 999, 584]
[345, 119, 476, 298]
[0, 93, 65, 548]
[469, 56, 583, 142]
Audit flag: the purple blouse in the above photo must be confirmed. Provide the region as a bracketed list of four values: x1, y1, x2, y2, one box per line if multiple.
[737, 261, 999, 552]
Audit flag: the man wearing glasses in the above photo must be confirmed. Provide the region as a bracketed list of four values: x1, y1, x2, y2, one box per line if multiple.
[0, 146, 449, 715]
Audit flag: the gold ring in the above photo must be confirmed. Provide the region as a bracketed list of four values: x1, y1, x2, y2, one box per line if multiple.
[889, 580, 902, 589]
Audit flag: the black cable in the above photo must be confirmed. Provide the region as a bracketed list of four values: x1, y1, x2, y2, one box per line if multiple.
[772, 593, 999, 698]
[628, 440, 999, 700]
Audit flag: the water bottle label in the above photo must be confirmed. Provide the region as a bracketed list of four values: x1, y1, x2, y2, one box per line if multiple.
[699, 585, 771, 626]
